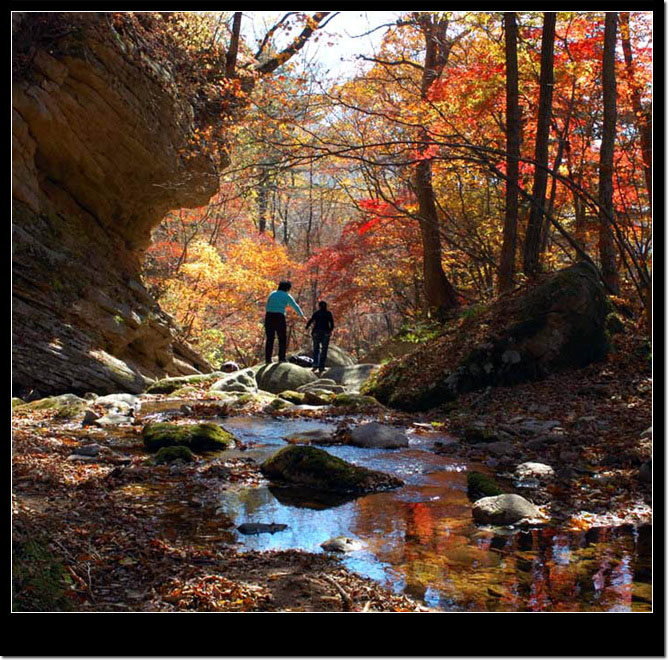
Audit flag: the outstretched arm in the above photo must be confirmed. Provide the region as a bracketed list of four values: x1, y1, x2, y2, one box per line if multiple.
[288, 294, 306, 318]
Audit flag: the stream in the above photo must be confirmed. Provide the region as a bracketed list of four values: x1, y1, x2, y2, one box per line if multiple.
[148, 410, 653, 612]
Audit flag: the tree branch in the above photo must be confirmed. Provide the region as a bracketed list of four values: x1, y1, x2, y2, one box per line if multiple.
[255, 12, 331, 76]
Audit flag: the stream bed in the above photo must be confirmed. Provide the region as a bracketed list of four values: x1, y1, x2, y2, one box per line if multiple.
[209, 415, 652, 612]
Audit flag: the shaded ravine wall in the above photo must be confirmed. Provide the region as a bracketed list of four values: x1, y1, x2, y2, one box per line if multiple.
[12, 13, 223, 396]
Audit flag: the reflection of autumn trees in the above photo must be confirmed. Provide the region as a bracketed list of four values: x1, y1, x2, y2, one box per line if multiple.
[353, 487, 648, 611]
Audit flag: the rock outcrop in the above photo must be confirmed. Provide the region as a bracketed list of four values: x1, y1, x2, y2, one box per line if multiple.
[12, 13, 224, 397]
[365, 262, 609, 411]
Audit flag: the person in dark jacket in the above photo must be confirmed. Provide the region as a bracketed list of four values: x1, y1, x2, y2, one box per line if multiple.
[305, 301, 335, 374]
[264, 281, 306, 364]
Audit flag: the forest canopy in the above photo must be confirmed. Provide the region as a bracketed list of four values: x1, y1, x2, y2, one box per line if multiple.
[137, 10, 652, 366]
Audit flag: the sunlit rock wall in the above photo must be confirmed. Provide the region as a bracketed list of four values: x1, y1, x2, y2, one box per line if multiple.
[12, 13, 220, 396]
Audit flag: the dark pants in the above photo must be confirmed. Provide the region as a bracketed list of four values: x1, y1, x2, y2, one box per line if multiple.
[265, 312, 287, 363]
[312, 332, 331, 371]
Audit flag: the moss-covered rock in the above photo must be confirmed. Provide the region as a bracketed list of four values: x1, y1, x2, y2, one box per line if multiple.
[264, 397, 294, 412]
[260, 445, 404, 495]
[18, 394, 88, 420]
[146, 372, 223, 395]
[467, 471, 506, 501]
[142, 422, 235, 453]
[303, 390, 333, 406]
[229, 391, 278, 409]
[278, 390, 306, 404]
[365, 262, 609, 411]
[171, 386, 199, 397]
[154, 445, 194, 464]
[331, 392, 384, 411]
[12, 397, 26, 408]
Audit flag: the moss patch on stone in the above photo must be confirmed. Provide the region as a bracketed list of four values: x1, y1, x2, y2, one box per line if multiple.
[331, 393, 384, 410]
[142, 422, 235, 453]
[19, 394, 88, 420]
[278, 390, 306, 404]
[154, 445, 194, 464]
[146, 372, 222, 395]
[266, 397, 293, 411]
[467, 471, 506, 501]
[171, 386, 199, 397]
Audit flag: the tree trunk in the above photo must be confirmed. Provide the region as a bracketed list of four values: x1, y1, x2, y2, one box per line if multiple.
[522, 12, 556, 277]
[497, 12, 521, 293]
[598, 12, 620, 294]
[225, 12, 242, 77]
[413, 13, 460, 317]
[619, 11, 652, 208]
[257, 174, 268, 234]
[414, 159, 460, 315]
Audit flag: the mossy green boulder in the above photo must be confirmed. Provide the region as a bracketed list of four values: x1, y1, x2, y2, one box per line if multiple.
[142, 422, 235, 453]
[260, 445, 403, 495]
[365, 262, 609, 411]
[154, 445, 195, 464]
[16, 394, 88, 420]
[331, 392, 384, 410]
[278, 390, 306, 404]
[467, 471, 506, 501]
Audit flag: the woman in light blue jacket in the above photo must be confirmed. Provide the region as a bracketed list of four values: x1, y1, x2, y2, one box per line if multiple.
[264, 281, 305, 363]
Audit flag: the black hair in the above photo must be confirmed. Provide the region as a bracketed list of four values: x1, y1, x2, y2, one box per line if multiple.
[277, 281, 292, 291]
[318, 301, 327, 309]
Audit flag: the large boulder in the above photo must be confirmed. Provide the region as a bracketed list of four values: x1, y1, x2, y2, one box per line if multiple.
[365, 262, 609, 411]
[142, 422, 235, 453]
[260, 445, 404, 495]
[294, 343, 355, 368]
[255, 362, 318, 394]
[323, 364, 379, 391]
[210, 368, 258, 394]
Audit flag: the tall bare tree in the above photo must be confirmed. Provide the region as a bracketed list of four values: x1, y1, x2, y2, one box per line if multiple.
[619, 11, 652, 208]
[412, 12, 460, 318]
[522, 12, 556, 277]
[598, 12, 620, 294]
[497, 12, 521, 293]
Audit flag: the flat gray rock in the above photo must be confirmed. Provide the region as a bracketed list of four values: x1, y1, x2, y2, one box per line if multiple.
[472, 494, 541, 525]
[237, 522, 288, 535]
[320, 536, 364, 553]
[349, 422, 408, 449]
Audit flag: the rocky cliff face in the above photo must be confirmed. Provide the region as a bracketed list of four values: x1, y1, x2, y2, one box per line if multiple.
[12, 13, 222, 396]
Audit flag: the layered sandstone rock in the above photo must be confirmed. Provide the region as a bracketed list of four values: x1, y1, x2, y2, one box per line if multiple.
[12, 13, 222, 396]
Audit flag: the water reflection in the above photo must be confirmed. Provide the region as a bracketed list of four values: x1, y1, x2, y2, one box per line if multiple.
[216, 416, 652, 612]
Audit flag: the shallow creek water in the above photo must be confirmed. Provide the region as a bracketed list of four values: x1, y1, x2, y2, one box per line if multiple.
[138, 407, 652, 612]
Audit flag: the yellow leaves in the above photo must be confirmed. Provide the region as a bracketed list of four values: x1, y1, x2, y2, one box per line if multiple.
[158, 236, 300, 357]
